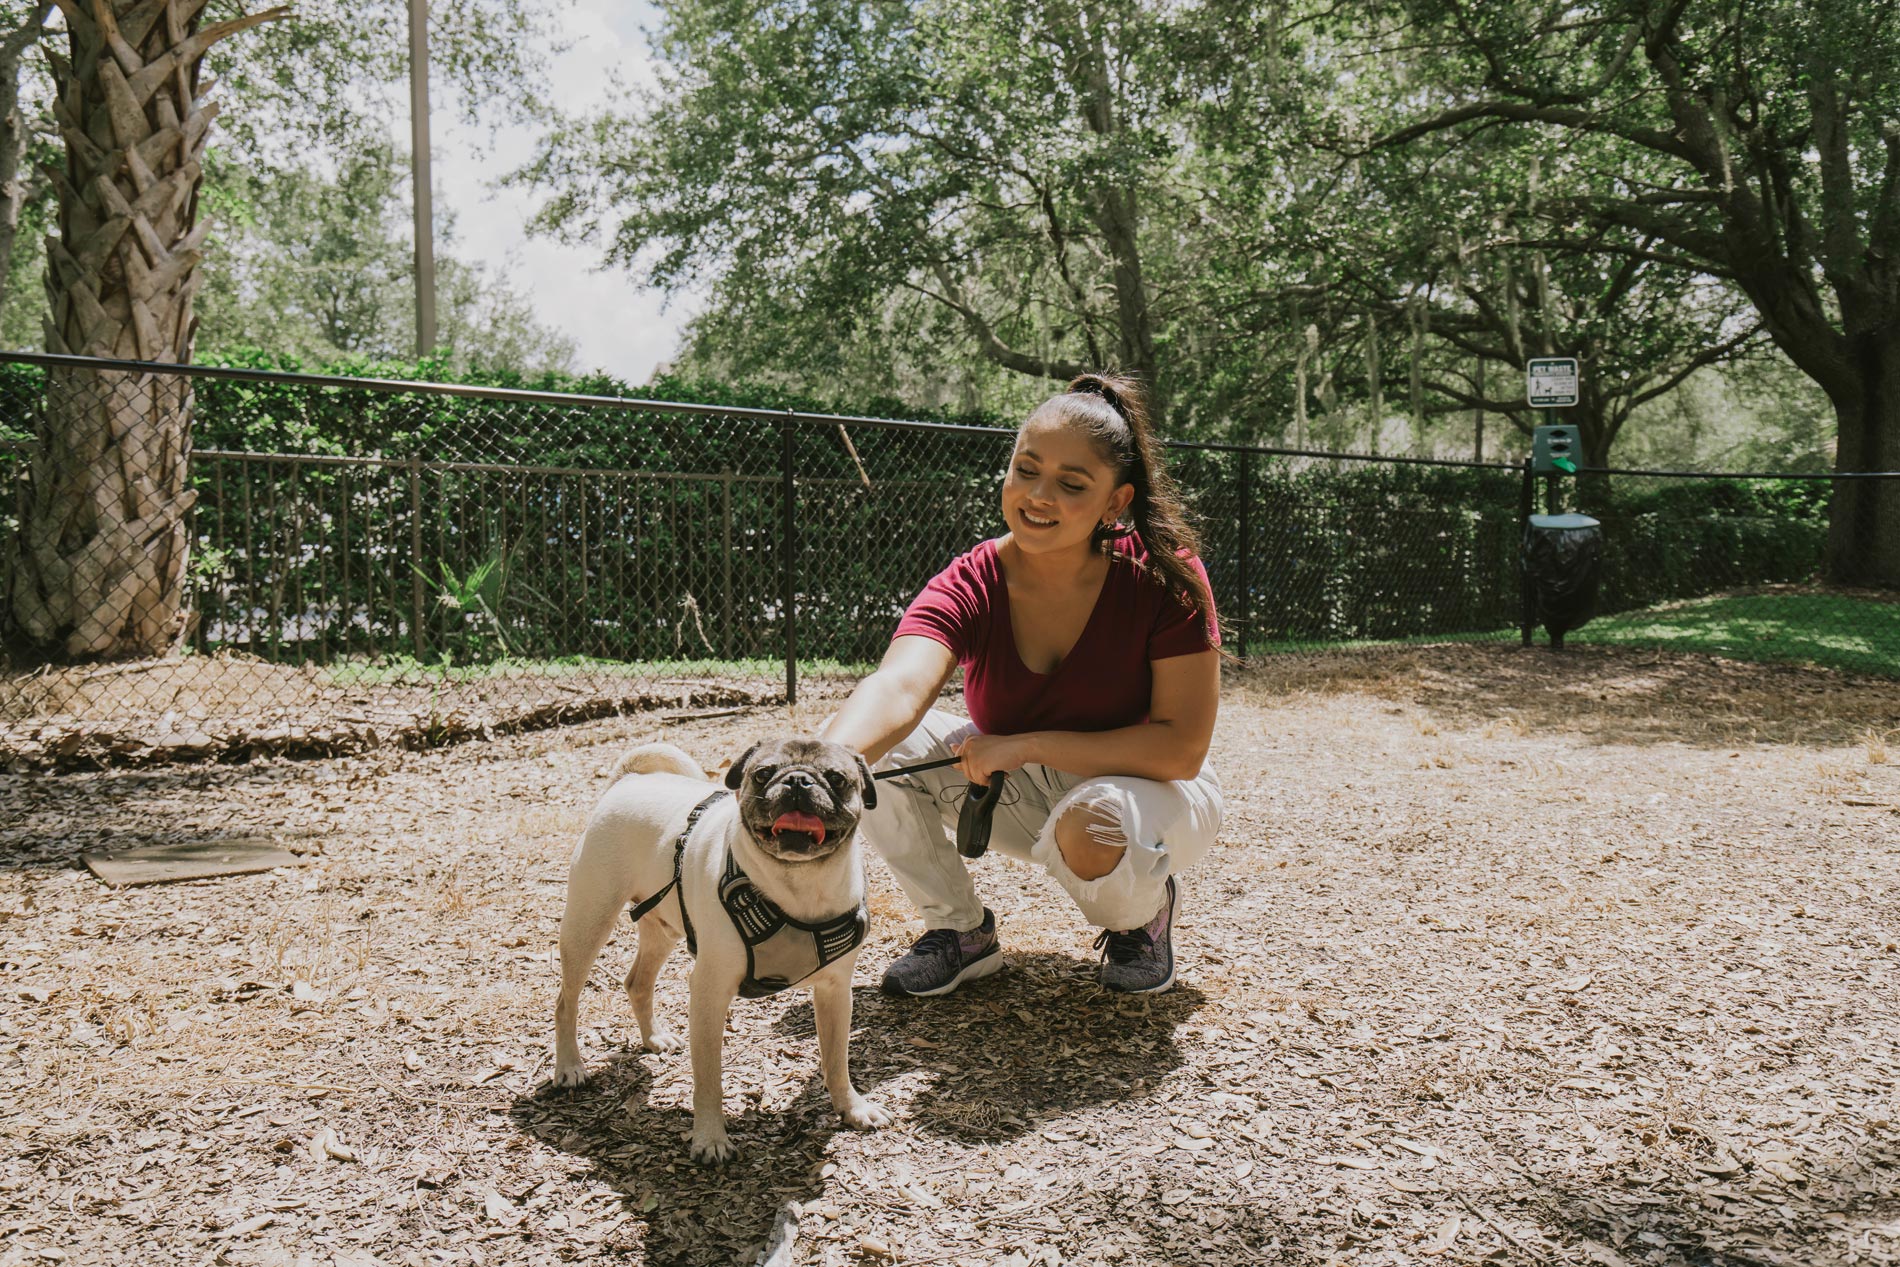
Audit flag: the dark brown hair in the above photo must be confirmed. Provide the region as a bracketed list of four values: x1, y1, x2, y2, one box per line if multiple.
[1024, 373, 1220, 636]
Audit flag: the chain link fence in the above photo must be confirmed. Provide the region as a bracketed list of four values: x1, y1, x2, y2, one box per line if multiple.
[2, 351, 1894, 768]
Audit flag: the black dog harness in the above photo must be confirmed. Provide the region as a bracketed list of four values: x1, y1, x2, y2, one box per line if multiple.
[626, 790, 869, 999]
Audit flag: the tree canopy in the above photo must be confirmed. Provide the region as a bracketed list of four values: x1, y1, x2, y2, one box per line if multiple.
[522, 0, 1823, 465]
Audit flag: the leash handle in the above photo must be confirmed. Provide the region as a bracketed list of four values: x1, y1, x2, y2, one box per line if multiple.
[956, 771, 1006, 859]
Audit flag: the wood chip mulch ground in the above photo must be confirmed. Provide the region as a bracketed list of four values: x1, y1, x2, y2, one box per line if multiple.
[2, 644, 1898, 1267]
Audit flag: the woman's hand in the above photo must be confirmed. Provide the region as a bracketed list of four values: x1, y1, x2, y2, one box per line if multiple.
[954, 733, 1038, 785]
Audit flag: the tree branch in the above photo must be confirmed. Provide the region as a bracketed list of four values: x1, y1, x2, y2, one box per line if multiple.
[1626, 322, 1764, 409]
[1371, 99, 1697, 164]
[911, 266, 1089, 382]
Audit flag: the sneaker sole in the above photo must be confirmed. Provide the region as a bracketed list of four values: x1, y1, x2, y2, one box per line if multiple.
[1106, 965, 1175, 994]
[881, 946, 1005, 998]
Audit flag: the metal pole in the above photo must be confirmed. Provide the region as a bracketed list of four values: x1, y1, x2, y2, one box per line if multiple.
[408, 0, 437, 357]
[1236, 449, 1254, 657]
[410, 455, 428, 659]
[721, 468, 733, 659]
[1474, 357, 1485, 463]
[1518, 456, 1535, 647]
[781, 419, 797, 706]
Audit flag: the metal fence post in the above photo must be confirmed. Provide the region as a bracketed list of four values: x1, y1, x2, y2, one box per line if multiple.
[1518, 456, 1535, 646]
[577, 469, 589, 655]
[1237, 449, 1254, 657]
[781, 418, 797, 706]
[409, 455, 427, 661]
[720, 468, 733, 659]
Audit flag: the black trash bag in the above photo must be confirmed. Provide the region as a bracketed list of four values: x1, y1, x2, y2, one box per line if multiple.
[1520, 513, 1602, 649]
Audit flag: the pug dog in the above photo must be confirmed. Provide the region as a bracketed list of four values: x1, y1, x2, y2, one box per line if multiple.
[553, 737, 891, 1163]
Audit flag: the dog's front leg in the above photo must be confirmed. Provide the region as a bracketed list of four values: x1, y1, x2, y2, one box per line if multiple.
[686, 962, 741, 1164]
[812, 955, 890, 1131]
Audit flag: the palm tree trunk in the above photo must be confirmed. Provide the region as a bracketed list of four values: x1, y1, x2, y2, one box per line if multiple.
[9, 0, 283, 658]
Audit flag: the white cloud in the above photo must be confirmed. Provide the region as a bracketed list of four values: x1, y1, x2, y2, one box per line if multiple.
[427, 0, 695, 383]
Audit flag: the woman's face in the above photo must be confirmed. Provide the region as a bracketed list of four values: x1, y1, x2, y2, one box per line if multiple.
[1001, 417, 1135, 558]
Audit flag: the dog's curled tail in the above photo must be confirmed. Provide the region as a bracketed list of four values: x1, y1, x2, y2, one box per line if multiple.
[610, 743, 707, 783]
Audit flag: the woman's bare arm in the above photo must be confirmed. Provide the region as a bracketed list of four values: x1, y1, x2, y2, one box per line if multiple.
[957, 650, 1219, 784]
[818, 635, 959, 764]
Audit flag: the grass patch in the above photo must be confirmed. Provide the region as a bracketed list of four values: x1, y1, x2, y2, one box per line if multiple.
[1574, 590, 1900, 678]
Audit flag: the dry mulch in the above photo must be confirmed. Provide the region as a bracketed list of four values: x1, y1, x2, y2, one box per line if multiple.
[2, 644, 1898, 1267]
[0, 654, 797, 771]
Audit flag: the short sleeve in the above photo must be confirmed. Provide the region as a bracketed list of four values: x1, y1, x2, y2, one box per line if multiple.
[1147, 554, 1220, 660]
[893, 552, 987, 661]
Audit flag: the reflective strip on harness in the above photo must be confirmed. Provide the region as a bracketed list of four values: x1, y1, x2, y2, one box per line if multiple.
[718, 849, 869, 998]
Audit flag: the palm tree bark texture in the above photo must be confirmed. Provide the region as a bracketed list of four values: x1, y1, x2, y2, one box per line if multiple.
[9, 0, 284, 659]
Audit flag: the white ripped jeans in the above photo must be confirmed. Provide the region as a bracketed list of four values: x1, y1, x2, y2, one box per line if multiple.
[864, 709, 1224, 933]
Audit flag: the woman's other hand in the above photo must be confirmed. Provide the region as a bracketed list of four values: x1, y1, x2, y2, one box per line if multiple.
[954, 733, 1037, 785]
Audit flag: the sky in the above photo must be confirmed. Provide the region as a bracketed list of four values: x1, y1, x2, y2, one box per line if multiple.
[428, 0, 694, 384]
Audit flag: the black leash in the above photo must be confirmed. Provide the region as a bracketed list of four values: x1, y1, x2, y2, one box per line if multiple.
[873, 753, 1003, 859]
[872, 754, 962, 780]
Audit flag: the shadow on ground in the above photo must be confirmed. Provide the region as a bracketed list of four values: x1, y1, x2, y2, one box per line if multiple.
[511, 1057, 839, 1267]
[1523, 1124, 1900, 1266]
[794, 952, 1209, 1142]
[0, 761, 331, 874]
[508, 956, 1204, 1263]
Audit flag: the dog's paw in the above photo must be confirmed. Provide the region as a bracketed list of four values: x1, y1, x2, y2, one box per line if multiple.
[838, 1095, 892, 1131]
[551, 1061, 589, 1089]
[688, 1131, 737, 1166]
[640, 1026, 683, 1054]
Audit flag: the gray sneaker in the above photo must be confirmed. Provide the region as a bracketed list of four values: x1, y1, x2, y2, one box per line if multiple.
[1095, 878, 1179, 993]
[880, 908, 1003, 997]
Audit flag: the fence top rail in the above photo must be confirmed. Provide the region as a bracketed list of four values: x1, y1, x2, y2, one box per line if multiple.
[0, 349, 1015, 439]
[4, 350, 1890, 480]
[1574, 464, 1900, 480]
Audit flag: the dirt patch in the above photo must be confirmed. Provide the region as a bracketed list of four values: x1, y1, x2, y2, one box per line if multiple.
[2, 646, 1898, 1266]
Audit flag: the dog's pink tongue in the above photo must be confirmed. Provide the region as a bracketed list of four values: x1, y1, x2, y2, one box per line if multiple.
[772, 811, 826, 843]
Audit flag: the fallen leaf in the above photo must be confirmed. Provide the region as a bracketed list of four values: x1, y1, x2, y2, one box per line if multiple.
[218, 1213, 275, 1239]
[1419, 1215, 1459, 1256]
[1318, 1155, 1380, 1170]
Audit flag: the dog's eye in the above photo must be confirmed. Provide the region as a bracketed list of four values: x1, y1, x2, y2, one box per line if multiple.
[825, 771, 847, 791]
[751, 765, 777, 783]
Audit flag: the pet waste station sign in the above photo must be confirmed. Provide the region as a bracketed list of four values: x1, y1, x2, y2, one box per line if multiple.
[1526, 357, 1580, 408]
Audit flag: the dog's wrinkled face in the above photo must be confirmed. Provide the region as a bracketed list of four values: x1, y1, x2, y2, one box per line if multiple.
[724, 738, 876, 862]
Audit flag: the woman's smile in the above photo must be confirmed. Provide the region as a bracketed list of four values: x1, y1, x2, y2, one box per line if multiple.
[1001, 417, 1131, 553]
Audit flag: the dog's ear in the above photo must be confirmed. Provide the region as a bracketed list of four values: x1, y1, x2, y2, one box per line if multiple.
[855, 752, 877, 810]
[724, 742, 763, 790]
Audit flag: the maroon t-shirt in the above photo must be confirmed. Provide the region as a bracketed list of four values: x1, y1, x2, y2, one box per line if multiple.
[893, 533, 1220, 736]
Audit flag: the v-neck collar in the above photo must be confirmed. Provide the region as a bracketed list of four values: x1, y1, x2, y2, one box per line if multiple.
[990, 539, 1118, 678]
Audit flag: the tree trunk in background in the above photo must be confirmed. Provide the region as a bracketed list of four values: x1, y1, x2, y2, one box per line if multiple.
[8, 0, 282, 659]
[1824, 331, 1900, 587]
[0, 4, 50, 310]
